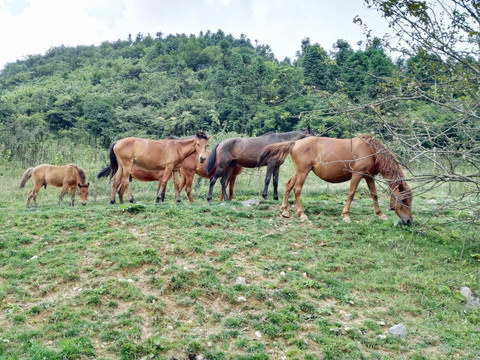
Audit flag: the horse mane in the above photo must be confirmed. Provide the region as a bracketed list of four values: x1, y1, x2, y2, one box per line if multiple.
[195, 131, 209, 140]
[357, 134, 405, 181]
[166, 131, 208, 141]
[68, 164, 88, 185]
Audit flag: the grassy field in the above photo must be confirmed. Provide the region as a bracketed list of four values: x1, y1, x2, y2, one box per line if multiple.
[1, 158, 479, 360]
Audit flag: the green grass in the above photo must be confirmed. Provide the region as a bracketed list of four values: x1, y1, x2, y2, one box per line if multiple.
[1, 159, 480, 359]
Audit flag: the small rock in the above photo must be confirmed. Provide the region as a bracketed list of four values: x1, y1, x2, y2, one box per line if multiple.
[377, 334, 387, 340]
[167, 325, 174, 330]
[235, 277, 246, 286]
[389, 323, 407, 338]
[460, 286, 480, 308]
[196, 355, 204, 360]
[280, 271, 286, 276]
[426, 199, 437, 204]
[237, 296, 247, 303]
[207, 342, 213, 348]
[255, 331, 262, 338]
[241, 199, 261, 207]
[28, 255, 38, 262]
[378, 321, 386, 326]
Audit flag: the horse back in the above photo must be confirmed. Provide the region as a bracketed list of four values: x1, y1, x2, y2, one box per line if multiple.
[307, 137, 378, 183]
[32, 164, 78, 188]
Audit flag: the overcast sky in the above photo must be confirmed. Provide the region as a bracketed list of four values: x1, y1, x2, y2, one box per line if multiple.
[0, 0, 390, 71]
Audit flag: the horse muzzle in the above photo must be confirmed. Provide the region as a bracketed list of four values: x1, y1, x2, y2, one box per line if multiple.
[82, 202, 87, 206]
[199, 156, 206, 163]
[401, 217, 413, 226]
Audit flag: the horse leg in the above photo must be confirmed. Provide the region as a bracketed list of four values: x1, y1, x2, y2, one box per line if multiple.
[262, 161, 276, 200]
[220, 166, 235, 201]
[207, 164, 228, 202]
[341, 174, 363, 223]
[124, 181, 136, 204]
[57, 185, 69, 205]
[32, 184, 42, 207]
[157, 167, 173, 203]
[292, 171, 309, 222]
[110, 167, 123, 204]
[227, 173, 238, 201]
[117, 182, 125, 203]
[69, 186, 76, 206]
[182, 173, 194, 203]
[365, 177, 387, 220]
[280, 173, 297, 218]
[172, 170, 182, 203]
[272, 164, 280, 201]
[118, 164, 134, 204]
[26, 187, 35, 208]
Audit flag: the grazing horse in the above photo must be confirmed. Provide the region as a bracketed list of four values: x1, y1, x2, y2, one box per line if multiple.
[205, 129, 315, 202]
[97, 150, 242, 202]
[105, 132, 209, 204]
[258, 135, 413, 224]
[19, 164, 89, 208]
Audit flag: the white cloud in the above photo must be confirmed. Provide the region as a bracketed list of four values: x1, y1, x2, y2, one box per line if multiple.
[0, 0, 390, 70]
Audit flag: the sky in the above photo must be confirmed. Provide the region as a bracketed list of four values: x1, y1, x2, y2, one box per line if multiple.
[0, 0, 390, 71]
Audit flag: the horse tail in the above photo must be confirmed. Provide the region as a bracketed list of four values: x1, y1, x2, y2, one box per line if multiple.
[19, 168, 34, 189]
[257, 141, 296, 166]
[205, 144, 218, 176]
[68, 164, 88, 185]
[96, 142, 118, 180]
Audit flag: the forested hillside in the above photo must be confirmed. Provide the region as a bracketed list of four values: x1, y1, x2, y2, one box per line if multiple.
[0, 29, 435, 165]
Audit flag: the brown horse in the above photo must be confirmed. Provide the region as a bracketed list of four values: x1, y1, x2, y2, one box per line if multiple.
[106, 132, 209, 204]
[258, 135, 413, 224]
[97, 150, 242, 202]
[19, 164, 89, 208]
[205, 129, 315, 202]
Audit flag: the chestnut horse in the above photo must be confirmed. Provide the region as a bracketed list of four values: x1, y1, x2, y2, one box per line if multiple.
[19, 164, 89, 208]
[97, 150, 242, 202]
[205, 129, 315, 202]
[106, 132, 209, 204]
[258, 135, 413, 224]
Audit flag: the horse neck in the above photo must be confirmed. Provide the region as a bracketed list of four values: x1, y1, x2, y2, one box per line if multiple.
[375, 153, 405, 189]
[278, 131, 307, 141]
[69, 165, 87, 185]
[176, 137, 198, 159]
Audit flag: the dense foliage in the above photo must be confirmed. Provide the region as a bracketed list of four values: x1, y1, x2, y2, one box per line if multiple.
[1, 29, 417, 164]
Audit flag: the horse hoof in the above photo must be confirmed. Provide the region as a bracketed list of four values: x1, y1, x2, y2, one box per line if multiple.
[342, 216, 351, 223]
[281, 211, 290, 218]
[129, 199, 136, 204]
[299, 214, 308, 222]
[110, 200, 115, 205]
[379, 214, 388, 220]
[274, 197, 279, 201]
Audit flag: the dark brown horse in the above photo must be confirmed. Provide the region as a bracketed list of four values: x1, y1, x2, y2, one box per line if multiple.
[103, 132, 209, 204]
[205, 129, 315, 202]
[97, 150, 242, 202]
[19, 164, 89, 207]
[258, 135, 413, 224]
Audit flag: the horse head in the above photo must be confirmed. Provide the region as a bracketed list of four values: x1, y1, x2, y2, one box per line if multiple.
[389, 181, 413, 225]
[78, 183, 90, 206]
[195, 131, 210, 164]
